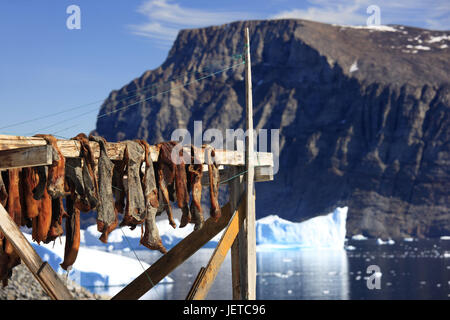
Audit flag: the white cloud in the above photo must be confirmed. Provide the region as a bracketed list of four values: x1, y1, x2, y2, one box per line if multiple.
[128, 0, 254, 46]
[271, 6, 366, 26]
[270, 0, 450, 30]
[129, 0, 450, 47]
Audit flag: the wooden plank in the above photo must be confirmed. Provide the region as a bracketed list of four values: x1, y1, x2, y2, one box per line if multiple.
[229, 166, 245, 299]
[0, 145, 53, 169]
[0, 204, 73, 300]
[0, 135, 273, 167]
[244, 27, 257, 300]
[112, 201, 235, 300]
[188, 193, 244, 300]
[0, 135, 152, 161]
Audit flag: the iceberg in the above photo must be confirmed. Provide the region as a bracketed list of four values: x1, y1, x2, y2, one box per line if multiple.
[351, 234, 368, 240]
[256, 207, 348, 249]
[80, 207, 348, 251]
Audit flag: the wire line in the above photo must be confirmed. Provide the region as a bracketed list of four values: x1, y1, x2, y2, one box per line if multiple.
[119, 227, 156, 288]
[0, 57, 242, 132]
[49, 61, 245, 136]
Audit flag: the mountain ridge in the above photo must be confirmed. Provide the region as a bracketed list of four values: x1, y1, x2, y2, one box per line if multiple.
[93, 19, 450, 238]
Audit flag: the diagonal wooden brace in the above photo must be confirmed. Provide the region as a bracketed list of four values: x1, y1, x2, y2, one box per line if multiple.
[186, 193, 245, 300]
[112, 201, 237, 300]
[0, 204, 73, 300]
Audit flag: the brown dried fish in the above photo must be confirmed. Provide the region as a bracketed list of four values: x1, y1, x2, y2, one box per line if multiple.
[89, 135, 118, 243]
[137, 140, 166, 253]
[120, 141, 146, 229]
[71, 133, 98, 211]
[60, 195, 80, 271]
[205, 146, 221, 221]
[188, 146, 204, 230]
[156, 142, 177, 229]
[34, 134, 65, 199]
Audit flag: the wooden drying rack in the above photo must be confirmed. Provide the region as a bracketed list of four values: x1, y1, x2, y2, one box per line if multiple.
[0, 28, 272, 300]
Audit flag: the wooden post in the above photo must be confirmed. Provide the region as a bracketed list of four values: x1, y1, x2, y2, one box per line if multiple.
[243, 27, 257, 300]
[0, 204, 73, 300]
[229, 166, 244, 299]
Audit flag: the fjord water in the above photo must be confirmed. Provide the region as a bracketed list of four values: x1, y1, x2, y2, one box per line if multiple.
[125, 239, 449, 300]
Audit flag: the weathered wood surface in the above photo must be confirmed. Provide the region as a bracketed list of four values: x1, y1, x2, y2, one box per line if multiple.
[112, 201, 234, 300]
[0, 145, 53, 169]
[229, 166, 245, 299]
[0, 135, 273, 167]
[243, 27, 257, 300]
[188, 194, 244, 300]
[0, 204, 73, 300]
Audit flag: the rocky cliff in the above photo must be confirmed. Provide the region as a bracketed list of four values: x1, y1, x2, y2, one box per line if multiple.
[93, 19, 450, 238]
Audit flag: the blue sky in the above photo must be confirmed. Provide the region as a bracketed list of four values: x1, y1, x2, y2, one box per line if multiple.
[0, 0, 448, 138]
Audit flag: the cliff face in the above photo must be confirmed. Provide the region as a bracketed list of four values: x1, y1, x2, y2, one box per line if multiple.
[93, 19, 450, 238]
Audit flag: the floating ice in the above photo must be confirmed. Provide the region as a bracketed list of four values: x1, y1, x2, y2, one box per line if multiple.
[414, 45, 431, 51]
[352, 234, 368, 240]
[377, 238, 395, 245]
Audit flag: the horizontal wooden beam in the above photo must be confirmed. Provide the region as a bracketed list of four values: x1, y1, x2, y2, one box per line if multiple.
[0, 145, 53, 170]
[0, 135, 273, 167]
[0, 204, 73, 300]
[112, 201, 235, 300]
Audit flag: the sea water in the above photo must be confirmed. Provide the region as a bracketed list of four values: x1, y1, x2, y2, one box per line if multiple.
[113, 238, 449, 300]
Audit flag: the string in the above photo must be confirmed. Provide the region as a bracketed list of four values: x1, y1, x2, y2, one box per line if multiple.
[119, 227, 156, 288]
[48, 61, 245, 136]
[0, 56, 243, 132]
